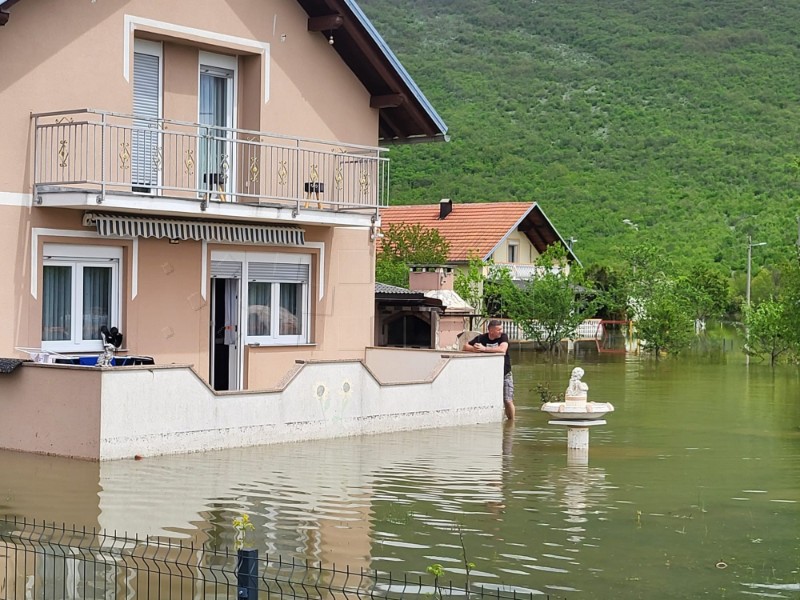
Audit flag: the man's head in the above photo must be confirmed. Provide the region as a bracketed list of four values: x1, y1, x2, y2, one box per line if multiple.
[487, 319, 503, 340]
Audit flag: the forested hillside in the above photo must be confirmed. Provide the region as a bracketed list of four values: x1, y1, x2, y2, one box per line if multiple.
[360, 0, 800, 271]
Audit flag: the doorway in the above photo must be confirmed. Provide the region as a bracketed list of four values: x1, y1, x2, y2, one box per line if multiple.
[210, 277, 240, 391]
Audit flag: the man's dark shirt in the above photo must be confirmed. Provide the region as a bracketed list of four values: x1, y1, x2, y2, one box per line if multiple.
[469, 332, 511, 375]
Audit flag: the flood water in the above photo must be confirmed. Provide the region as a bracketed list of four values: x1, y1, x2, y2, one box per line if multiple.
[1, 349, 799, 598]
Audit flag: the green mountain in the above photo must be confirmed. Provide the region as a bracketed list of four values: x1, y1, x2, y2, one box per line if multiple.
[360, 0, 800, 272]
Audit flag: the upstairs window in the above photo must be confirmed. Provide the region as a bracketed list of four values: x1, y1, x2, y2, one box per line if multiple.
[199, 52, 236, 197]
[507, 242, 519, 264]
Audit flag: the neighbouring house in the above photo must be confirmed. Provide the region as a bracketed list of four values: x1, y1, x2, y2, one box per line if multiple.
[375, 265, 473, 350]
[0, 0, 507, 459]
[379, 199, 580, 283]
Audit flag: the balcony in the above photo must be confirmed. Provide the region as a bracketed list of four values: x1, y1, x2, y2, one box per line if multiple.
[494, 263, 571, 282]
[32, 109, 389, 224]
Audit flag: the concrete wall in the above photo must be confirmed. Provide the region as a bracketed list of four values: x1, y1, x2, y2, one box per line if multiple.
[0, 365, 103, 460]
[363, 347, 449, 383]
[0, 349, 504, 460]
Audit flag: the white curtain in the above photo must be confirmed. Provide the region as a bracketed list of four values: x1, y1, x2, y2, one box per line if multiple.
[42, 266, 72, 341]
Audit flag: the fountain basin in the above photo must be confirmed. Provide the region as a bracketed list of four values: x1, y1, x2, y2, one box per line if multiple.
[540, 402, 615, 420]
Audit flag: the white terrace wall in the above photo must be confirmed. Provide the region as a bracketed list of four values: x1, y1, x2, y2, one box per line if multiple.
[0, 349, 504, 460]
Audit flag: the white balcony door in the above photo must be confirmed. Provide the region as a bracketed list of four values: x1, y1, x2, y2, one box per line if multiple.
[199, 52, 236, 198]
[132, 39, 162, 193]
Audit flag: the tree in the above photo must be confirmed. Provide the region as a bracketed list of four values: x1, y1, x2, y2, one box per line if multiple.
[378, 223, 450, 264]
[744, 299, 794, 366]
[454, 255, 486, 313]
[584, 263, 628, 320]
[780, 255, 800, 349]
[635, 285, 694, 358]
[504, 245, 596, 353]
[454, 256, 516, 329]
[676, 264, 730, 327]
[376, 223, 450, 288]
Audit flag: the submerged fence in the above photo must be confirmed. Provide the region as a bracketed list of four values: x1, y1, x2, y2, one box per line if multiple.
[0, 517, 561, 599]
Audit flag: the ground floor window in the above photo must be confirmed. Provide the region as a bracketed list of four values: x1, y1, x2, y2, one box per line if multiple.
[246, 257, 310, 345]
[212, 250, 311, 347]
[41, 244, 122, 352]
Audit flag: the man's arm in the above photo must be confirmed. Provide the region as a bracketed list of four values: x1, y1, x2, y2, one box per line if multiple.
[464, 337, 482, 352]
[484, 341, 508, 354]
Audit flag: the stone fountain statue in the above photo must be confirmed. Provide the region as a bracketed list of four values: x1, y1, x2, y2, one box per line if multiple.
[541, 367, 614, 419]
[565, 367, 589, 408]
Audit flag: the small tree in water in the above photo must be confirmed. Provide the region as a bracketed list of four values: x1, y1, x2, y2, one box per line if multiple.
[505, 244, 596, 353]
[744, 298, 794, 366]
[635, 285, 694, 358]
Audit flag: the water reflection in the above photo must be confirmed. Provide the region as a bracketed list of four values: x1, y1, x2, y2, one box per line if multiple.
[2, 354, 799, 598]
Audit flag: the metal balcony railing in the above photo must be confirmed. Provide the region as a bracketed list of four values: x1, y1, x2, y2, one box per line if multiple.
[495, 263, 569, 281]
[32, 109, 389, 212]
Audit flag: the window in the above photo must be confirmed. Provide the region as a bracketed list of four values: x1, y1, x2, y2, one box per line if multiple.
[132, 39, 162, 192]
[245, 254, 310, 345]
[508, 242, 519, 264]
[199, 52, 236, 196]
[41, 244, 122, 352]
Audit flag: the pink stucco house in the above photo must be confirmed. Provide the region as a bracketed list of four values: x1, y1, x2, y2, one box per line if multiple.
[0, 0, 507, 459]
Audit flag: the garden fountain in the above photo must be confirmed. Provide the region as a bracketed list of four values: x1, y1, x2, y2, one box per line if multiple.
[541, 367, 614, 463]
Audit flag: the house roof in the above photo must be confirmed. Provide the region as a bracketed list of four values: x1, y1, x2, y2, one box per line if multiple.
[0, 0, 447, 143]
[379, 202, 580, 264]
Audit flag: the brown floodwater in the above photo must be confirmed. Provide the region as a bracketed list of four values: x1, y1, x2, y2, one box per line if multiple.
[1, 349, 798, 598]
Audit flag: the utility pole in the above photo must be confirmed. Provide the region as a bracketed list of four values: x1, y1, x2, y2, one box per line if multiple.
[745, 235, 767, 366]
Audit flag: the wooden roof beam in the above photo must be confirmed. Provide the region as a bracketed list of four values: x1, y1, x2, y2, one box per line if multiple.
[527, 227, 549, 252]
[308, 14, 344, 31]
[342, 22, 438, 138]
[370, 93, 405, 109]
[0, 12, 9, 26]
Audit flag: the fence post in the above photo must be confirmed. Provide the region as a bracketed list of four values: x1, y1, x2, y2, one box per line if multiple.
[237, 548, 259, 599]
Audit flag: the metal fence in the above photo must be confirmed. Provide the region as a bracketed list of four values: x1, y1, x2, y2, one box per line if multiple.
[32, 109, 389, 212]
[0, 517, 561, 599]
[493, 318, 604, 344]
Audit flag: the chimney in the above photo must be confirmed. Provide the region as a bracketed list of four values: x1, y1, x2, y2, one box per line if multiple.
[409, 266, 454, 291]
[438, 198, 452, 220]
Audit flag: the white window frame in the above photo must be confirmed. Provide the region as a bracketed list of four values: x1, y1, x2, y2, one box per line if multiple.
[198, 51, 237, 197]
[244, 252, 311, 346]
[41, 244, 123, 353]
[507, 241, 519, 264]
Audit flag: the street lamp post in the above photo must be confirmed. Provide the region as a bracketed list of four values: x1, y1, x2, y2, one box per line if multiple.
[745, 235, 767, 366]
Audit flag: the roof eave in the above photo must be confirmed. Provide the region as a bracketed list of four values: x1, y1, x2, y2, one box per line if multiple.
[343, 0, 448, 139]
[484, 203, 582, 267]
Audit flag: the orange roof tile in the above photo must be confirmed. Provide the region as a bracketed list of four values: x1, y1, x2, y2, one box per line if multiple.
[379, 201, 567, 263]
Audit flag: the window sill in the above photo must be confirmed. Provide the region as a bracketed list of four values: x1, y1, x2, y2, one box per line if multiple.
[246, 343, 317, 348]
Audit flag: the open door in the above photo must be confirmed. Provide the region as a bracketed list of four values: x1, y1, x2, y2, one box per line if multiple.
[210, 270, 241, 391]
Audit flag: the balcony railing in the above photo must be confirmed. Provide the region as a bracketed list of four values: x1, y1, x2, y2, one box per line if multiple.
[32, 109, 389, 212]
[494, 263, 570, 281]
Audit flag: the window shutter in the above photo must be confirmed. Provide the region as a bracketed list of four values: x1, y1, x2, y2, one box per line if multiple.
[211, 261, 242, 279]
[248, 262, 309, 283]
[132, 50, 160, 188]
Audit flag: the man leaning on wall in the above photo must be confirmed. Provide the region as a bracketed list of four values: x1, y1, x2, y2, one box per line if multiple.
[464, 320, 515, 420]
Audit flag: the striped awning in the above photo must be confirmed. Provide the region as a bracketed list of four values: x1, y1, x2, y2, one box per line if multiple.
[83, 213, 305, 245]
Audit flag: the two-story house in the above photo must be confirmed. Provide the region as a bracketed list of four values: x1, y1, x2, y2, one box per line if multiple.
[0, 0, 507, 460]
